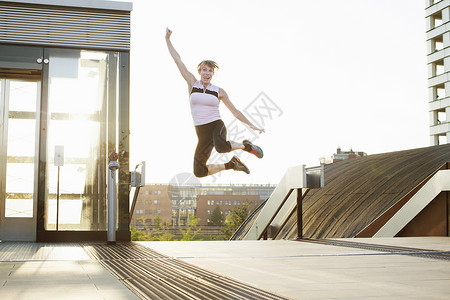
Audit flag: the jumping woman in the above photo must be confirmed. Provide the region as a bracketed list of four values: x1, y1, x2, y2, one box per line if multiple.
[165, 28, 264, 178]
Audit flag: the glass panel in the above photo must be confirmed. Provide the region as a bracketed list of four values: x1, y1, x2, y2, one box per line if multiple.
[8, 82, 37, 112]
[5, 199, 33, 217]
[5, 81, 38, 218]
[7, 119, 36, 157]
[46, 49, 110, 231]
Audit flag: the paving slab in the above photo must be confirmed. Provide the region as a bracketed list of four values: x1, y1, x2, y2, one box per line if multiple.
[138, 238, 450, 300]
[0, 243, 137, 300]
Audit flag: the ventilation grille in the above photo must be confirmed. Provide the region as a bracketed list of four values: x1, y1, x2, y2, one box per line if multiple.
[0, 2, 130, 50]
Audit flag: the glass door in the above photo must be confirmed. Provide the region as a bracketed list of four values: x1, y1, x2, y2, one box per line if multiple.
[0, 79, 40, 241]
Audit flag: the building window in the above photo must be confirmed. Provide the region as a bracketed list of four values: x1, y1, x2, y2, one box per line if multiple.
[438, 135, 447, 145]
[435, 85, 446, 100]
[433, 60, 444, 77]
[432, 36, 444, 52]
[437, 111, 446, 124]
[432, 11, 443, 28]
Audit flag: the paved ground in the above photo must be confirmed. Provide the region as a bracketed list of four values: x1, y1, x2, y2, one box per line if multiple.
[0, 243, 136, 300]
[0, 237, 449, 299]
[138, 237, 450, 299]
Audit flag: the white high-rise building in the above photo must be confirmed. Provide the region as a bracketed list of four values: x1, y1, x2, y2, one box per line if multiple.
[426, 0, 450, 145]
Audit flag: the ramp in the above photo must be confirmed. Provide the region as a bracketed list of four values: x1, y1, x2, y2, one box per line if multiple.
[374, 169, 450, 237]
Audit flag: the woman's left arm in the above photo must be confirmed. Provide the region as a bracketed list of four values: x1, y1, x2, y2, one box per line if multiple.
[219, 88, 265, 134]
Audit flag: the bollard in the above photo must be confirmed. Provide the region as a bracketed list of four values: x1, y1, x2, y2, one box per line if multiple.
[107, 152, 119, 244]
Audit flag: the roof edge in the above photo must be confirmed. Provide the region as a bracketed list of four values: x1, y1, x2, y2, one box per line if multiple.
[0, 0, 133, 11]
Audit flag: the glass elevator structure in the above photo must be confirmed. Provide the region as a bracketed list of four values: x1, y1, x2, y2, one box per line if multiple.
[0, 0, 132, 241]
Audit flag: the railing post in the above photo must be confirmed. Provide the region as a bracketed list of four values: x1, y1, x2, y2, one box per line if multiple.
[296, 188, 303, 240]
[108, 152, 119, 244]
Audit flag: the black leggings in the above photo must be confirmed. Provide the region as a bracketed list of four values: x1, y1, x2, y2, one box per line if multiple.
[194, 119, 232, 177]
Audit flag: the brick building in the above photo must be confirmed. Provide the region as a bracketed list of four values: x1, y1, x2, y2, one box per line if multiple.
[196, 194, 261, 226]
[131, 184, 172, 227]
[131, 183, 275, 227]
[332, 147, 367, 163]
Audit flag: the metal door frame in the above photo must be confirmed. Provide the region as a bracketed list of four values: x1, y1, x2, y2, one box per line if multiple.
[0, 78, 41, 241]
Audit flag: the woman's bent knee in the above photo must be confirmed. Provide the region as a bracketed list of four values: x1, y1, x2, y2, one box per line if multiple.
[194, 166, 208, 178]
[215, 142, 231, 154]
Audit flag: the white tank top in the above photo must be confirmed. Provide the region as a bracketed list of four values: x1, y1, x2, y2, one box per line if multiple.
[189, 81, 221, 126]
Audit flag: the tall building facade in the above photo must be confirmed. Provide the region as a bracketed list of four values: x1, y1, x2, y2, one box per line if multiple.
[426, 0, 450, 145]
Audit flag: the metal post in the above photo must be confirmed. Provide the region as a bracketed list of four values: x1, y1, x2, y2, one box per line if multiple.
[108, 152, 119, 244]
[54, 145, 64, 232]
[296, 188, 303, 240]
[56, 166, 60, 231]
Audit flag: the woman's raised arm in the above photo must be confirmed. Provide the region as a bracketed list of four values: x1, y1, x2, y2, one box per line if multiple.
[165, 28, 196, 89]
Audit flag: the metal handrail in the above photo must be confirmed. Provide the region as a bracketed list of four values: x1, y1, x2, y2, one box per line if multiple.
[271, 188, 310, 240]
[257, 189, 294, 240]
[257, 188, 311, 240]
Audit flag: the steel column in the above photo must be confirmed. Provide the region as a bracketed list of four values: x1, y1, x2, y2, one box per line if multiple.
[296, 188, 303, 240]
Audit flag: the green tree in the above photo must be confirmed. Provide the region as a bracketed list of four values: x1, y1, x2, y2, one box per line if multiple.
[130, 224, 146, 241]
[131, 218, 157, 241]
[209, 205, 224, 226]
[130, 215, 173, 241]
[220, 200, 252, 239]
[180, 215, 202, 241]
[153, 215, 174, 241]
[158, 220, 174, 241]
[221, 214, 236, 240]
[153, 215, 162, 228]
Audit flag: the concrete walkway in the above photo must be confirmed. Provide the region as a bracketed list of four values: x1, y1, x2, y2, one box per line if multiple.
[0, 243, 137, 300]
[0, 237, 449, 299]
[138, 237, 450, 299]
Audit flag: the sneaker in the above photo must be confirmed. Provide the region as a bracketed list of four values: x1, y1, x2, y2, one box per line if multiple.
[229, 155, 250, 174]
[243, 140, 263, 158]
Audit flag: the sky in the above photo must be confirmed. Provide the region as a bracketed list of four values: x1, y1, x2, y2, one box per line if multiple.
[123, 0, 429, 185]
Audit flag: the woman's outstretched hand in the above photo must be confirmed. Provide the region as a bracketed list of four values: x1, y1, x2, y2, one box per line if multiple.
[250, 125, 265, 134]
[165, 27, 172, 39]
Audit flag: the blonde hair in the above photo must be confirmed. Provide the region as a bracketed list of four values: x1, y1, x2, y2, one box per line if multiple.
[197, 60, 219, 73]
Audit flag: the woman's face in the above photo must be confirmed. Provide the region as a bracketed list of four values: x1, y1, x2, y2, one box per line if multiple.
[198, 64, 214, 86]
